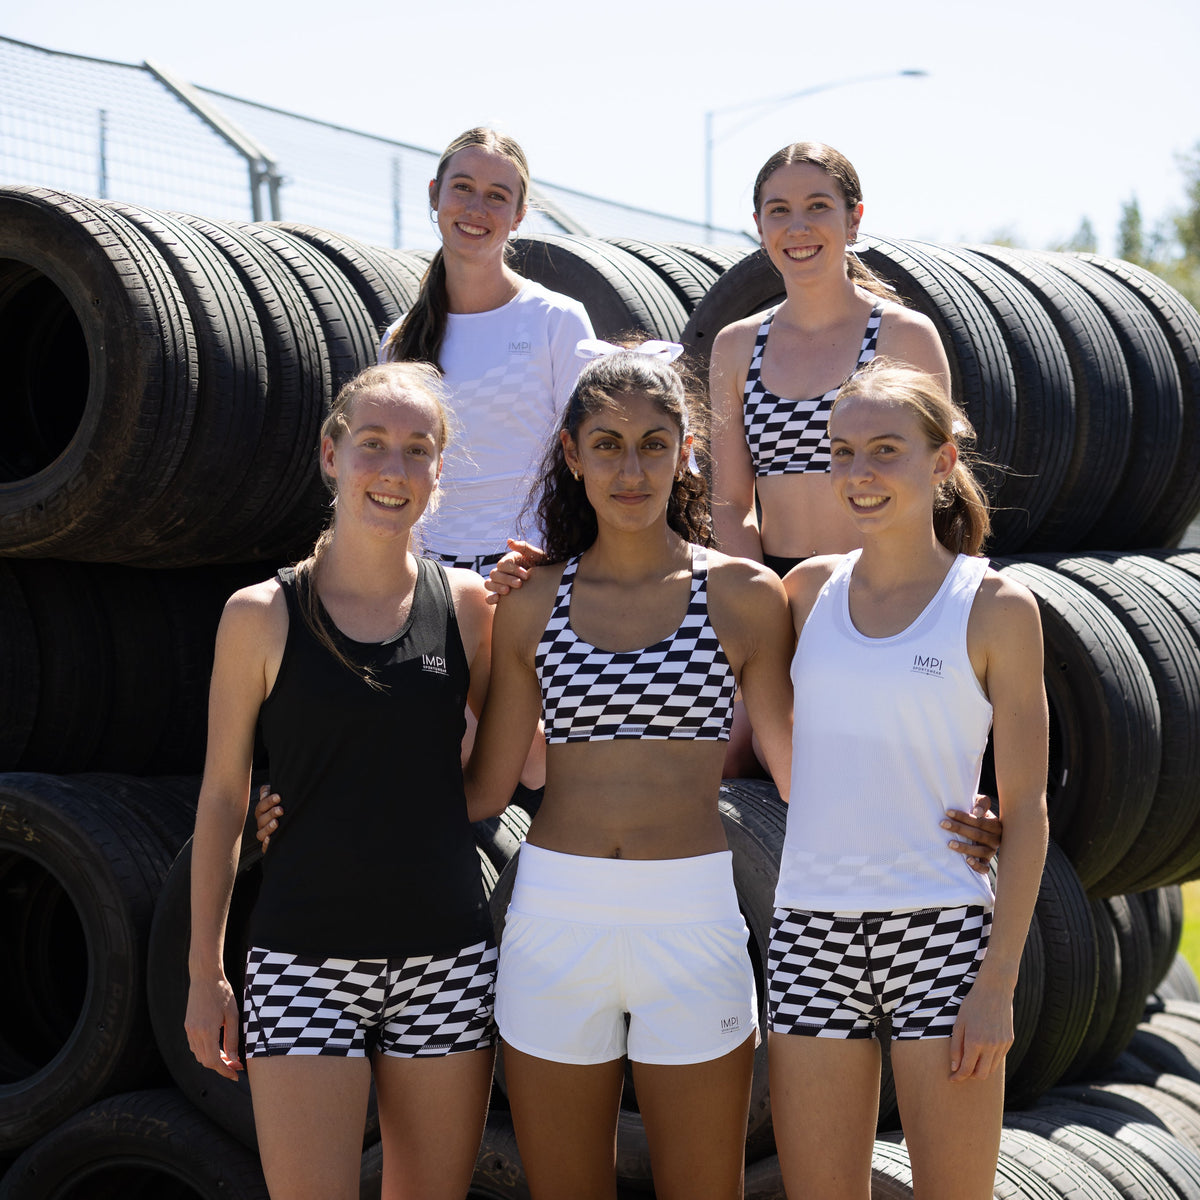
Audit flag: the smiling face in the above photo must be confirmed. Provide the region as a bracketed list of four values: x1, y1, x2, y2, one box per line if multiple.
[828, 391, 955, 535]
[753, 161, 862, 278]
[562, 389, 692, 533]
[322, 386, 445, 538]
[430, 144, 527, 263]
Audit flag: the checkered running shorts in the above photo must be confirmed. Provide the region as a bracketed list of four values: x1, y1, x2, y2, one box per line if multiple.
[767, 905, 991, 1040]
[243, 938, 498, 1058]
[429, 551, 506, 578]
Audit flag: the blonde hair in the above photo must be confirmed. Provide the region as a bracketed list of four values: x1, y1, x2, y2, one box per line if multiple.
[297, 362, 454, 687]
[833, 358, 991, 556]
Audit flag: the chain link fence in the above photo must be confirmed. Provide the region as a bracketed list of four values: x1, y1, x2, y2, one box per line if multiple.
[0, 35, 751, 250]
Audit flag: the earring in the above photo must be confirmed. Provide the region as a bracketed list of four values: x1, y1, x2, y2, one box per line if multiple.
[571, 469, 581, 482]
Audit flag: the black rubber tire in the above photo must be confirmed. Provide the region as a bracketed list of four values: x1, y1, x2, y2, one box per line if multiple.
[1063, 897, 1124, 1084]
[1127, 1026, 1200, 1084]
[0, 563, 37, 767]
[905, 241, 1076, 552]
[146, 824, 267, 1148]
[602, 239, 721, 312]
[1160, 956, 1200, 1004]
[268, 222, 421, 336]
[678, 248, 784, 363]
[0, 1087, 269, 1199]
[853, 236, 1019, 479]
[1004, 1107, 1181, 1200]
[1079, 554, 1200, 888]
[666, 242, 753, 276]
[0, 186, 198, 561]
[0, 773, 175, 1153]
[1008, 901, 1047, 1084]
[1049, 1083, 1200, 1158]
[1035, 252, 1183, 548]
[1144, 890, 1186, 995]
[472, 803, 533, 876]
[172, 212, 331, 564]
[95, 199, 270, 565]
[966, 244, 1133, 550]
[999, 1123, 1125, 1198]
[1032, 1098, 1200, 1200]
[995, 560, 1160, 891]
[869, 1138, 915, 1199]
[466, 1110, 532, 1200]
[1088, 894, 1156, 1077]
[1034, 553, 1200, 894]
[235, 220, 379, 391]
[1076, 254, 1200, 547]
[508, 236, 689, 341]
[1006, 840, 1098, 1108]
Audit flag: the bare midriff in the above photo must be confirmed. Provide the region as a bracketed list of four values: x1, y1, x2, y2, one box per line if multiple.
[529, 739, 730, 860]
[756, 472, 861, 559]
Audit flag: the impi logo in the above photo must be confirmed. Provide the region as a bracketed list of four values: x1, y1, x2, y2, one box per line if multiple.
[912, 653, 943, 678]
[720, 1015, 741, 1035]
[422, 653, 448, 676]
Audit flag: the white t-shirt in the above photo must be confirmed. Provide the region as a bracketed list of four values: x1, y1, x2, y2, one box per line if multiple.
[379, 281, 594, 558]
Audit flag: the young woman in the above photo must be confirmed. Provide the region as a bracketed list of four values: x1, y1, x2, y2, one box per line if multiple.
[769, 359, 1048, 1200]
[462, 341, 797, 1200]
[708, 140, 971, 791]
[186, 363, 498, 1200]
[379, 127, 595, 578]
[708, 141, 951, 572]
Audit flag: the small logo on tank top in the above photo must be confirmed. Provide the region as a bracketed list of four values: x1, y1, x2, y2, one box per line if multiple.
[721, 1015, 741, 1035]
[508, 339, 532, 358]
[912, 653, 944, 678]
[422, 653, 448, 676]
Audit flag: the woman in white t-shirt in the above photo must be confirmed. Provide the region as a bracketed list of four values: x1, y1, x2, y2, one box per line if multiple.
[379, 127, 594, 577]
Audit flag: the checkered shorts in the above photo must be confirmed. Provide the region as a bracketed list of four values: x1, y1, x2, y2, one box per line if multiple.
[243, 939, 497, 1058]
[767, 905, 990, 1040]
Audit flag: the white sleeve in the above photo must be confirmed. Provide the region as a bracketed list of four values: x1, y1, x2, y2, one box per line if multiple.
[545, 300, 595, 416]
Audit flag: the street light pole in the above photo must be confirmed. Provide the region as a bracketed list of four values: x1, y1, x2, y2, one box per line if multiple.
[703, 69, 928, 243]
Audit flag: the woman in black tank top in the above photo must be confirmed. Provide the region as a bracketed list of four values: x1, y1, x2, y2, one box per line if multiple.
[186, 362, 499, 1200]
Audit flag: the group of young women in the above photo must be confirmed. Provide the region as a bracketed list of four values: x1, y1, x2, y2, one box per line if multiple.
[185, 126, 1048, 1200]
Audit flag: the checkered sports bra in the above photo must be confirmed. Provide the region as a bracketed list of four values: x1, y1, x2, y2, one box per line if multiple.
[535, 545, 737, 744]
[742, 301, 883, 476]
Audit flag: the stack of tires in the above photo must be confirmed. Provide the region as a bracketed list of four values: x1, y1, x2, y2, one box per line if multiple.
[2, 182, 1200, 1198]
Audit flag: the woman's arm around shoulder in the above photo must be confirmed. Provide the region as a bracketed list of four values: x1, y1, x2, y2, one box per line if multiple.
[706, 549, 795, 799]
[951, 568, 1048, 1080]
[463, 562, 559, 821]
[186, 578, 287, 1080]
[875, 302, 952, 396]
[709, 316, 766, 560]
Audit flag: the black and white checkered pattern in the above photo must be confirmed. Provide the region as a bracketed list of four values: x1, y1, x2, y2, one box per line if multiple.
[767, 905, 990, 1040]
[535, 546, 736, 744]
[742, 302, 882, 476]
[243, 939, 497, 1058]
[427, 550, 506, 578]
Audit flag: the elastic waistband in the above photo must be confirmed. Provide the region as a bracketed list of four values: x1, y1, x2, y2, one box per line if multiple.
[510, 844, 741, 925]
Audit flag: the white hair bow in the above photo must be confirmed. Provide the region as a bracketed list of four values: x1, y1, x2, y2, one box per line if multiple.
[575, 338, 686, 363]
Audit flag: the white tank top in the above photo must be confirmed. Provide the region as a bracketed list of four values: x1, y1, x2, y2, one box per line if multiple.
[775, 549, 995, 914]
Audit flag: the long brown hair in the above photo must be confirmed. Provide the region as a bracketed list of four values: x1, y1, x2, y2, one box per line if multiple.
[530, 350, 711, 564]
[753, 141, 899, 305]
[295, 362, 454, 687]
[381, 128, 531, 370]
[832, 358, 991, 556]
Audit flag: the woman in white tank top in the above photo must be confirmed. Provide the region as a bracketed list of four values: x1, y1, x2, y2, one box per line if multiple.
[770, 358, 1049, 1199]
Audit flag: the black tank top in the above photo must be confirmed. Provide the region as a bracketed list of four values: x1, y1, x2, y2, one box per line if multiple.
[250, 558, 491, 958]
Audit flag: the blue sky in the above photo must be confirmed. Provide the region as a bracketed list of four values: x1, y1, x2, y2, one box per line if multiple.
[5, 0, 1198, 255]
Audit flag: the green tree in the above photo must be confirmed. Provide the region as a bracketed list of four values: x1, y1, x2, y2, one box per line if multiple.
[1118, 197, 1144, 264]
[1176, 144, 1200, 260]
[1054, 217, 1098, 253]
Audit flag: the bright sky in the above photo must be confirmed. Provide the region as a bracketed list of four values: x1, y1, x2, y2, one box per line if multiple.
[5, 0, 1198, 255]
